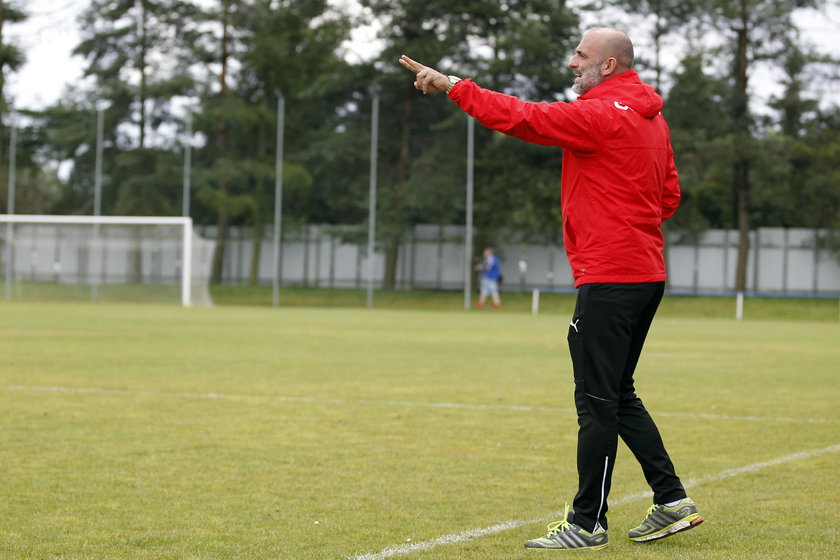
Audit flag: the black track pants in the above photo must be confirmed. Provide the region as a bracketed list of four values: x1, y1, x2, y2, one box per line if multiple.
[567, 282, 686, 532]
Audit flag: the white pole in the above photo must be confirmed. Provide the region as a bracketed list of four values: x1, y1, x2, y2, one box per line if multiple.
[532, 288, 540, 315]
[272, 91, 285, 306]
[7, 124, 15, 209]
[464, 116, 475, 310]
[92, 106, 105, 301]
[182, 218, 192, 307]
[735, 291, 744, 321]
[366, 90, 379, 309]
[4, 122, 16, 300]
[182, 113, 192, 217]
[180, 112, 193, 306]
[94, 106, 104, 218]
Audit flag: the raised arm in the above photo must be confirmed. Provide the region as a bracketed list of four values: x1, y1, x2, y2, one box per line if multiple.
[398, 55, 598, 150]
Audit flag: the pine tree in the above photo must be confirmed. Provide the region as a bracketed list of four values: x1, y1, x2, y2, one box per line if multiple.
[0, 0, 26, 211]
[692, 0, 827, 291]
[361, 0, 579, 287]
[193, 0, 353, 284]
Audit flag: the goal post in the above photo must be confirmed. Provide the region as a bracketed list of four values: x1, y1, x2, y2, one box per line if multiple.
[0, 215, 214, 307]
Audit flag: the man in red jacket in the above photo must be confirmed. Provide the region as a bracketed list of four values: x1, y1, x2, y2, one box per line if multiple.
[400, 28, 703, 550]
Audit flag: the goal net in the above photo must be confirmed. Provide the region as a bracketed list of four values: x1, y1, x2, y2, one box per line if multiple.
[1, 215, 215, 307]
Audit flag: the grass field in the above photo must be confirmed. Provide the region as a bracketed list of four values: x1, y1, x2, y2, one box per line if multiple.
[1, 299, 839, 559]
[209, 285, 840, 322]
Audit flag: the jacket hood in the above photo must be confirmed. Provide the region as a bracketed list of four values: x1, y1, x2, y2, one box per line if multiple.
[579, 69, 663, 118]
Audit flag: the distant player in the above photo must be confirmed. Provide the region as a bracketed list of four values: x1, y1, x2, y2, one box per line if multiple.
[475, 247, 502, 308]
[400, 27, 702, 550]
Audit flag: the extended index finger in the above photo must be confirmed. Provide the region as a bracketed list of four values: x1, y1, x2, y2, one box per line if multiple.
[399, 55, 426, 73]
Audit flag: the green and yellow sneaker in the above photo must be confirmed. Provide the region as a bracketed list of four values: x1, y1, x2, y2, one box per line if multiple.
[628, 498, 704, 542]
[524, 504, 608, 550]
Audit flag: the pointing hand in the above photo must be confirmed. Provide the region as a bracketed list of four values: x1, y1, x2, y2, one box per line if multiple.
[399, 55, 449, 94]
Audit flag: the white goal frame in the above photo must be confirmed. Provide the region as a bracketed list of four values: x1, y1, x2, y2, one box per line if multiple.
[1, 214, 194, 307]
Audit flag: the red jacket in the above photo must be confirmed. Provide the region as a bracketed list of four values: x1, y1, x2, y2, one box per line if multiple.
[449, 70, 680, 287]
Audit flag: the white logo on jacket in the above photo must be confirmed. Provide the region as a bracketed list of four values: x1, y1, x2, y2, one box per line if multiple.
[614, 101, 631, 111]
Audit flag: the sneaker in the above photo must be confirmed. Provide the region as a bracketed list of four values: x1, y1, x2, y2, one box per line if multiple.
[628, 498, 704, 542]
[524, 504, 608, 550]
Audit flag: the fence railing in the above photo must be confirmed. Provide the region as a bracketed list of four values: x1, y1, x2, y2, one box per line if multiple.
[199, 225, 840, 296]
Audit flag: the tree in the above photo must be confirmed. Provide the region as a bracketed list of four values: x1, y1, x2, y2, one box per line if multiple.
[27, 104, 103, 217]
[800, 107, 840, 246]
[599, 0, 703, 90]
[750, 39, 820, 228]
[699, 0, 827, 291]
[665, 49, 732, 233]
[192, 0, 354, 284]
[753, 40, 840, 233]
[769, 38, 820, 139]
[74, 0, 203, 149]
[614, 0, 836, 290]
[68, 0, 205, 221]
[448, 0, 578, 99]
[361, 0, 579, 288]
[450, 1, 578, 258]
[0, 0, 26, 211]
[357, 0, 468, 289]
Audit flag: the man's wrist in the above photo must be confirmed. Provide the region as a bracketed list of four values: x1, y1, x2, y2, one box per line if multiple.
[445, 75, 462, 93]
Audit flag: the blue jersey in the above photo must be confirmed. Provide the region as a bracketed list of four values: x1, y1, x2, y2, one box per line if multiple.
[482, 255, 501, 281]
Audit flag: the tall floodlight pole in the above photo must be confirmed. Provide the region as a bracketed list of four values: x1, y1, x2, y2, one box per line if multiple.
[366, 89, 380, 309]
[464, 116, 475, 310]
[4, 121, 17, 300]
[272, 91, 285, 306]
[182, 113, 193, 217]
[94, 106, 104, 219]
[91, 105, 105, 301]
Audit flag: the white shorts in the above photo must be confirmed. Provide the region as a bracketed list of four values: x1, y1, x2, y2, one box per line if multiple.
[480, 278, 499, 296]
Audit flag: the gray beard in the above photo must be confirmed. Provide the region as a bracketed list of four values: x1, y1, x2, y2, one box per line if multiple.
[572, 65, 604, 95]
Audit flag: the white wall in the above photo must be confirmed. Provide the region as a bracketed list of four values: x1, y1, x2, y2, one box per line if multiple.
[204, 225, 840, 296]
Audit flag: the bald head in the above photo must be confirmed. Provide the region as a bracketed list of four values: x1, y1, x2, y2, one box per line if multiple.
[586, 27, 634, 71]
[568, 28, 634, 94]
[581, 27, 633, 74]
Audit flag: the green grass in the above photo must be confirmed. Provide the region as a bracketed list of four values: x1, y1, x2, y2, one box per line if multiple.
[1, 281, 183, 303]
[4, 281, 838, 321]
[210, 285, 840, 322]
[1, 301, 839, 559]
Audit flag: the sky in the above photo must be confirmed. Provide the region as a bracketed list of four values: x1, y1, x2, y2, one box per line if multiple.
[7, 0, 87, 110]
[6, 0, 840, 112]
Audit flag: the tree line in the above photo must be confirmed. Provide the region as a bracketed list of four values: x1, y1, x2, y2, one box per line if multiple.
[0, 0, 838, 290]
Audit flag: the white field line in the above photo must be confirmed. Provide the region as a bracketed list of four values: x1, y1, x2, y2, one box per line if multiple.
[2, 384, 838, 425]
[348, 443, 840, 560]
